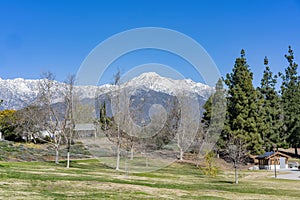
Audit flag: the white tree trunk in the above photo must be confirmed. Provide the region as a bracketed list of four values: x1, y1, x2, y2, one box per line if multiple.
[235, 166, 238, 184]
[67, 151, 70, 168]
[179, 148, 184, 161]
[116, 142, 120, 170]
[55, 148, 59, 164]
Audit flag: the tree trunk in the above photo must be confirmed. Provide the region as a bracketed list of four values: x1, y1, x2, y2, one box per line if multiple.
[295, 147, 298, 156]
[197, 144, 203, 167]
[116, 142, 120, 170]
[67, 150, 70, 168]
[179, 148, 184, 161]
[55, 148, 59, 164]
[67, 151, 70, 168]
[235, 166, 238, 184]
[130, 145, 134, 160]
[196, 152, 199, 167]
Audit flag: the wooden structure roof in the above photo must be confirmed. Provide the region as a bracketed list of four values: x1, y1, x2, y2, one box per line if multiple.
[256, 151, 290, 160]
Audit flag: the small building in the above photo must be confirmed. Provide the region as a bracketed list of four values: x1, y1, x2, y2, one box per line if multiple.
[256, 151, 290, 170]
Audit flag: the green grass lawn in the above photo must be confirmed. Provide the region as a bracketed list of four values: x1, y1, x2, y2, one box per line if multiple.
[0, 159, 299, 199]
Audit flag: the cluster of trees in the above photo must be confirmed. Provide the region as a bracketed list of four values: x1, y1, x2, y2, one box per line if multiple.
[0, 72, 77, 167]
[200, 46, 299, 183]
[82, 46, 300, 174]
[0, 46, 299, 175]
[94, 72, 185, 170]
[203, 46, 300, 159]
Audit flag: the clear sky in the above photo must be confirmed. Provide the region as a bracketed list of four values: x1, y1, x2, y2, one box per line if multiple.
[0, 0, 300, 87]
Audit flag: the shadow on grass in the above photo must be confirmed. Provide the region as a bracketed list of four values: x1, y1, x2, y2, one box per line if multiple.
[213, 180, 235, 184]
[46, 159, 114, 170]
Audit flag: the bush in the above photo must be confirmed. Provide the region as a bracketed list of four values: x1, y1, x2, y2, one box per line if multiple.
[203, 151, 219, 178]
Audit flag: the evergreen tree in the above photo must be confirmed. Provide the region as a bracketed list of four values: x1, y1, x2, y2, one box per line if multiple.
[257, 56, 285, 151]
[280, 46, 300, 155]
[99, 102, 107, 128]
[223, 49, 263, 154]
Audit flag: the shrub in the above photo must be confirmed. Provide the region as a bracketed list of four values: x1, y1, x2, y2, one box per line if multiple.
[203, 151, 219, 178]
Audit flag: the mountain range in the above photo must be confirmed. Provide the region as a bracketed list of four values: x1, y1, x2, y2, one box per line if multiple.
[0, 72, 214, 111]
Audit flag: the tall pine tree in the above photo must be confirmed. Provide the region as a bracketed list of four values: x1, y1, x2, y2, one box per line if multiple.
[257, 56, 285, 151]
[280, 46, 300, 155]
[223, 49, 263, 154]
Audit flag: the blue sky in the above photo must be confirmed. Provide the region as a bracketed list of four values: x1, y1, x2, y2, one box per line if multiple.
[0, 0, 300, 87]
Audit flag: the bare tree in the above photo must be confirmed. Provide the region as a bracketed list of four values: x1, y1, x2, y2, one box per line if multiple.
[36, 72, 63, 164]
[94, 71, 123, 170]
[109, 78, 140, 169]
[119, 89, 139, 161]
[25, 72, 76, 166]
[226, 135, 248, 184]
[174, 89, 200, 161]
[62, 75, 75, 168]
[113, 71, 122, 170]
[14, 105, 44, 143]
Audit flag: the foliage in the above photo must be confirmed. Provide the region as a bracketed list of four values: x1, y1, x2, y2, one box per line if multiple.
[279, 46, 300, 155]
[203, 150, 219, 178]
[257, 56, 286, 151]
[98, 101, 111, 131]
[222, 49, 263, 154]
[0, 110, 19, 141]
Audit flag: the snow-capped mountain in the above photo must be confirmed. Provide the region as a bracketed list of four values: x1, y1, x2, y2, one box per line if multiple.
[0, 78, 40, 110]
[124, 72, 213, 97]
[0, 77, 99, 110]
[0, 72, 214, 110]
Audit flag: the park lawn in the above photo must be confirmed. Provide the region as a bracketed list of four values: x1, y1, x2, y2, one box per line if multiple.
[0, 159, 299, 199]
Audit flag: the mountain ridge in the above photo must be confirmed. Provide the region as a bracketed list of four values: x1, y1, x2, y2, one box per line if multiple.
[0, 72, 214, 110]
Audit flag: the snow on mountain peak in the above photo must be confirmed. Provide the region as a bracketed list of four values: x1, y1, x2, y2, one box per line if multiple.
[0, 73, 214, 110]
[124, 72, 214, 97]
